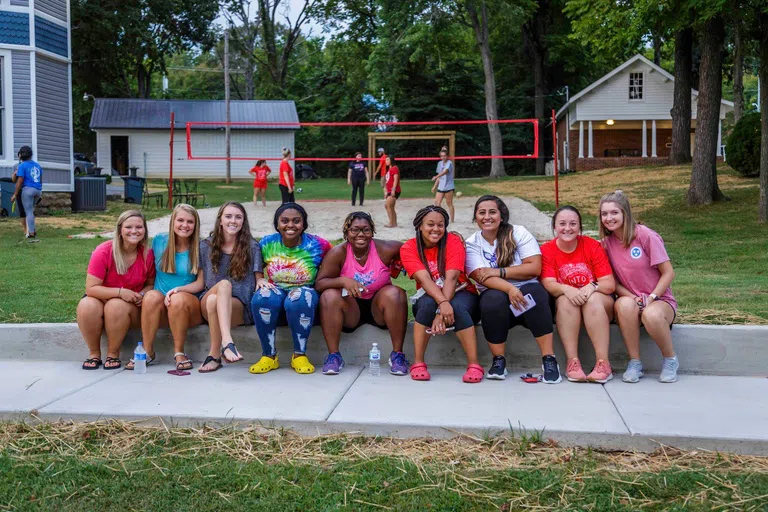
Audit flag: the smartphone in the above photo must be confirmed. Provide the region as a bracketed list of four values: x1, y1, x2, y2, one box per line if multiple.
[341, 287, 364, 297]
[426, 326, 456, 334]
[509, 293, 536, 317]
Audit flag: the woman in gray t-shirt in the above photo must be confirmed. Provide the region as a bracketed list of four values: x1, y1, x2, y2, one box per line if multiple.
[198, 201, 263, 373]
[431, 146, 455, 223]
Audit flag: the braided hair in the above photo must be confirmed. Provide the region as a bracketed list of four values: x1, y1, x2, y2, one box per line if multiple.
[273, 202, 308, 234]
[413, 205, 450, 279]
[473, 195, 517, 267]
[342, 211, 376, 241]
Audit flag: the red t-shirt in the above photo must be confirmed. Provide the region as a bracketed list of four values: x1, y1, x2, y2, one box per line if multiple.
[378, 154, 388, 177]
[250, 165, 270, 186]
[385, 165, 401, 194]
[400, 233, 476, 293]
[86, 240, 156, 292]
[540, 236, 612, 288]
[279, 161, 294, 188]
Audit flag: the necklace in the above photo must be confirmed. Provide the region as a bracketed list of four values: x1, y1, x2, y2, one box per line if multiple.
[353, 247, 369, 262]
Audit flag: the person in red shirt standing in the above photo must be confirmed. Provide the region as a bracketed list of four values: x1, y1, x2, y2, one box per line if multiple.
[279, 148, 295, 204]
[540, 206, 616, 383]
[383, 155, 401, 228]
[374, 147, 388, 195]
[399, 205, 482, 383]
[249, 159, 271, 206]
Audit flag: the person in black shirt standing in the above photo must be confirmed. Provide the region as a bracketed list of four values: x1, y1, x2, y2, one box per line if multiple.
[347, 152, 369, 206]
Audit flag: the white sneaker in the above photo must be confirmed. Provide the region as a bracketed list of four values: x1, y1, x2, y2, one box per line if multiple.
[622, 359, 644, 383]
[658, 356, 679, 383]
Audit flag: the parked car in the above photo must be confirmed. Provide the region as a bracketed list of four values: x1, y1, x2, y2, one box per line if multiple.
[74, 153, 95, 174]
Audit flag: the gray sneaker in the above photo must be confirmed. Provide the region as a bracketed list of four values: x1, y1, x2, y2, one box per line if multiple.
[658, 356, 679, 383]
[622, 359, 644, 383]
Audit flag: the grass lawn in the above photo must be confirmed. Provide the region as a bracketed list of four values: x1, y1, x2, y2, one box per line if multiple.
[1, 422, 767, 511]
[0, 166, 766, 324]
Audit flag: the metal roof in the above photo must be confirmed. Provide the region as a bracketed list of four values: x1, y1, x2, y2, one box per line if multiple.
[89, 98, 300, 130]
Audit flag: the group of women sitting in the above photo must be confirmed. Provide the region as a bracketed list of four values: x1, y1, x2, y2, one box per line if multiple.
[77, 189, 679, 384]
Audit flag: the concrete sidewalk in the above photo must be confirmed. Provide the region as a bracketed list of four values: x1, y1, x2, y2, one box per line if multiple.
[2, 360, 766, 455]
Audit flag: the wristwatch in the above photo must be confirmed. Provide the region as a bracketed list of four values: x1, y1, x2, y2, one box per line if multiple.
[591, 281, 599, 289]
[649, 293, 658, 301]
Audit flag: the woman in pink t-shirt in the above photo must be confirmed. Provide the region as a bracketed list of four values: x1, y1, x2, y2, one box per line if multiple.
[541, 206, 616, 383]
[77, 210, 155, 370]
[315, 212, 408, 376]
[599, 190, 678, 384]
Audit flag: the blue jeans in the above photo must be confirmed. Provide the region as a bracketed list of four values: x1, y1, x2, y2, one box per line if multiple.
[250, 286, 319, 356]
[21, 187, 41, 234]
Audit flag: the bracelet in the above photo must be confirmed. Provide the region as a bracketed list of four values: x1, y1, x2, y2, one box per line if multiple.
[591, 281, 599, 290]
[499, 268, 506, 279]
[437, 300, 449, 307]
[118, 287, 122, 298]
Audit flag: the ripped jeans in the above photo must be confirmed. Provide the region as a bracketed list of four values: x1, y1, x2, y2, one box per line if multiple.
[250, 286, 319, 356]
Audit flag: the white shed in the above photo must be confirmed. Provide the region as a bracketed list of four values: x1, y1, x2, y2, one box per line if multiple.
[89, 99, 299, 179]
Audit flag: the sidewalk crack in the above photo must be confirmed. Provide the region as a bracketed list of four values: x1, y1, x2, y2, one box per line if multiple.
[33, 369, 125, 412]
[323, 366, 364, 422]
[603, 384, 632, 435]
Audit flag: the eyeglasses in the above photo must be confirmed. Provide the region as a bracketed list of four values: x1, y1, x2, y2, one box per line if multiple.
[348, 227, 373, 236]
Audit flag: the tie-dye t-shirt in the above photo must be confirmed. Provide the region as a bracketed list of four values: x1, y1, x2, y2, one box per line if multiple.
[260, 232, 332, 289]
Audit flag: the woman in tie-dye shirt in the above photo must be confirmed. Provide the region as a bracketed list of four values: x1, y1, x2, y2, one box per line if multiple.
[249, 202, 331, 375]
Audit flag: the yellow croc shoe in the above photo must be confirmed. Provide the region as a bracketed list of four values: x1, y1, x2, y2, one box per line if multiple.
[291, 354, 315, 374]
[249, 355, 279, 374]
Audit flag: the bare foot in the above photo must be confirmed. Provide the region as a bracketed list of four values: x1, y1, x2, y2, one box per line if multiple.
[384, 224, 398, 228]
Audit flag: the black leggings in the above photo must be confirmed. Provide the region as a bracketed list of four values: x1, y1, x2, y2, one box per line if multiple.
[412, 290, 479, 332]
[351, 176, 366, 205]
[479, 282, 553, 343]
[279, 185, 295, 204]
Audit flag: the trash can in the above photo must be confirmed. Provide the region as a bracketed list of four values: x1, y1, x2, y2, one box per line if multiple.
[0, 177, 19, 218]
[123, 176, 145, 204]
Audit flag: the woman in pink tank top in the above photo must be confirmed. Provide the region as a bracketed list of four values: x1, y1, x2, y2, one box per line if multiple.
[316, 212, 409, 376]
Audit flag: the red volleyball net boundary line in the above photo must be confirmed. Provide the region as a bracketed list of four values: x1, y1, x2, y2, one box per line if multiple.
[185, 119, 539, 162]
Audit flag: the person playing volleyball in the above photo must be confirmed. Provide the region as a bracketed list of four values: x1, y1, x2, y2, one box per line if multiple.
[375, 147, 388, 196]
[383, 155, 401, 228]
[431, 146, 455, 223]
[249, 160, 271, 206]
[279, 148, 295, 204]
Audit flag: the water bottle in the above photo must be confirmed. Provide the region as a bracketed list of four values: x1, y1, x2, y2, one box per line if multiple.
[133, 342, 147, 374]
[369, 343, 380, 377]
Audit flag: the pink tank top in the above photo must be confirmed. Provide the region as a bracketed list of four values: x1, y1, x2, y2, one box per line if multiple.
[340, 240, 392, 299]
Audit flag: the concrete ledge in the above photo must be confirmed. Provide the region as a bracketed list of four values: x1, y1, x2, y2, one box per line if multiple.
[1, 322, 767, 376]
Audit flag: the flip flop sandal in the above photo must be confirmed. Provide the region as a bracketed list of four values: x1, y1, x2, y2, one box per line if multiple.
[174, 352, 193, 371]
[221, 342, 242, 363]
[82, 357, 102, 370]
[198, 355, 222, 373]
[410, 362, 431, 381]
[463, 364, 484, 383]
[126, 352, 156, 371]
[104, 357, 122, 370]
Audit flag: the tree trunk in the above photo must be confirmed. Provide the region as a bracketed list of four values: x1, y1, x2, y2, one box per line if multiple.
[525, 1, 548, 176]
[669, 28, 692, 165]
[688, 16, 727, 205]
[137, 64, 152, 99]
[467, 1, 505, 177]
[733, 23, 744, 124]
[245, 64, 255, 100]
[653, 33, 662, 65]
[759, 18, 768, 222]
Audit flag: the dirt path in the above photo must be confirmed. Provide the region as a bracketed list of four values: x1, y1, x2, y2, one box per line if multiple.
[147, 196, 552, 242]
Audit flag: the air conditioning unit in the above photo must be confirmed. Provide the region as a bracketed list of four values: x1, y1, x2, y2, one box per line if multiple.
[72, 176, 107, 212]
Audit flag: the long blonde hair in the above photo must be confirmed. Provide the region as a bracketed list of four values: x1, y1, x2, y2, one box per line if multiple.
[161, 203, 200, 275]
[598, 190, 636, 248]
[208, 201, 253, 281]
[113, 210, 149, 275]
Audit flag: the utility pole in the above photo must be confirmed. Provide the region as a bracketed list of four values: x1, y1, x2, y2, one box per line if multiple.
[224, 29, 232, 183]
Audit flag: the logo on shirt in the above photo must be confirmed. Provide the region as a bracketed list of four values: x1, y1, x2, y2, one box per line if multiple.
[558, 263, 594, 287]
[482, 249, 498, 268]
[630, 246, 643, 259]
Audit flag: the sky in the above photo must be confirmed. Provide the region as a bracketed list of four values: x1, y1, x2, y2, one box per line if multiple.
[215, 0, 329, 38]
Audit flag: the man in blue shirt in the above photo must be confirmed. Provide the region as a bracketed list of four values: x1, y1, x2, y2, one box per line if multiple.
[11, 145, 43, 242]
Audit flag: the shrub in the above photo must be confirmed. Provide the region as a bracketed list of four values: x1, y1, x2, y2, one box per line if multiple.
[726, 112, 761, 177]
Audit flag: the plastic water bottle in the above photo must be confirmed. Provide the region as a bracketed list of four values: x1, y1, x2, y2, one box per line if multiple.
[133, 342, 147, 374]
[369, 343, 380, 377]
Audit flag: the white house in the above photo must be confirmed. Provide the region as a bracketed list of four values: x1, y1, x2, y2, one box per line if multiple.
[89, 99, 299, 179]
[0, 0, 74, 191]
[556, 54, 734, 171]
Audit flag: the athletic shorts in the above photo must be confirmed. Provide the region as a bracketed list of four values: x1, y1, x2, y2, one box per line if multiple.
[386, 191, 401, 199]
[436, 188, 454, 194]
[341, 297, 387, 333]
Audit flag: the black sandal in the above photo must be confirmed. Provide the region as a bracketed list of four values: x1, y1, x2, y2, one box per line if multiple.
[82, 357, 102, 370]
[104, 356, 122, 370]
[221, 342, 242, 363]
[198, 355, 222, 373]
[174, 352, 193, 371]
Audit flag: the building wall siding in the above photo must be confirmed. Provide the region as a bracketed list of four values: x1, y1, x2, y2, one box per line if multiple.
[35, 55, 71, 164]
[34, 16, 69, 57]
[10, 0, 30, 6]
[43, 167, 70, 184]
[96, 129, 295, 179]
[34, 0, 67, 22]
[0, 11, 30, 45]
[11, 50, 33, 155]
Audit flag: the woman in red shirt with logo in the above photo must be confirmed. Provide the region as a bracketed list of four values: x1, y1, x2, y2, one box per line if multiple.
[383, 155, 401, 228]
[540, 206, 616, 383]
[279, 148, 295, 204]
[249, 159, 271, 206]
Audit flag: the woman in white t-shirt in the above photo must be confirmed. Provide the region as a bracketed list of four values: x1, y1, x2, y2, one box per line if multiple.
[465, 195, 561, 383]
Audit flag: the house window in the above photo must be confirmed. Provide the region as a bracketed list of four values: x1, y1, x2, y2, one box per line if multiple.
[629, 72, 643, 100]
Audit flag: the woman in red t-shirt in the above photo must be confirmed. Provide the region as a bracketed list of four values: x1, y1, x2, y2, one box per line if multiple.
[383, 155, 401, 228]
[77, 210, 156, 370]
[540, 206, 615, 383]
[399, 205, 482, 383]
[279, 148, 295, 204]
[249, 159, 271, 206]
